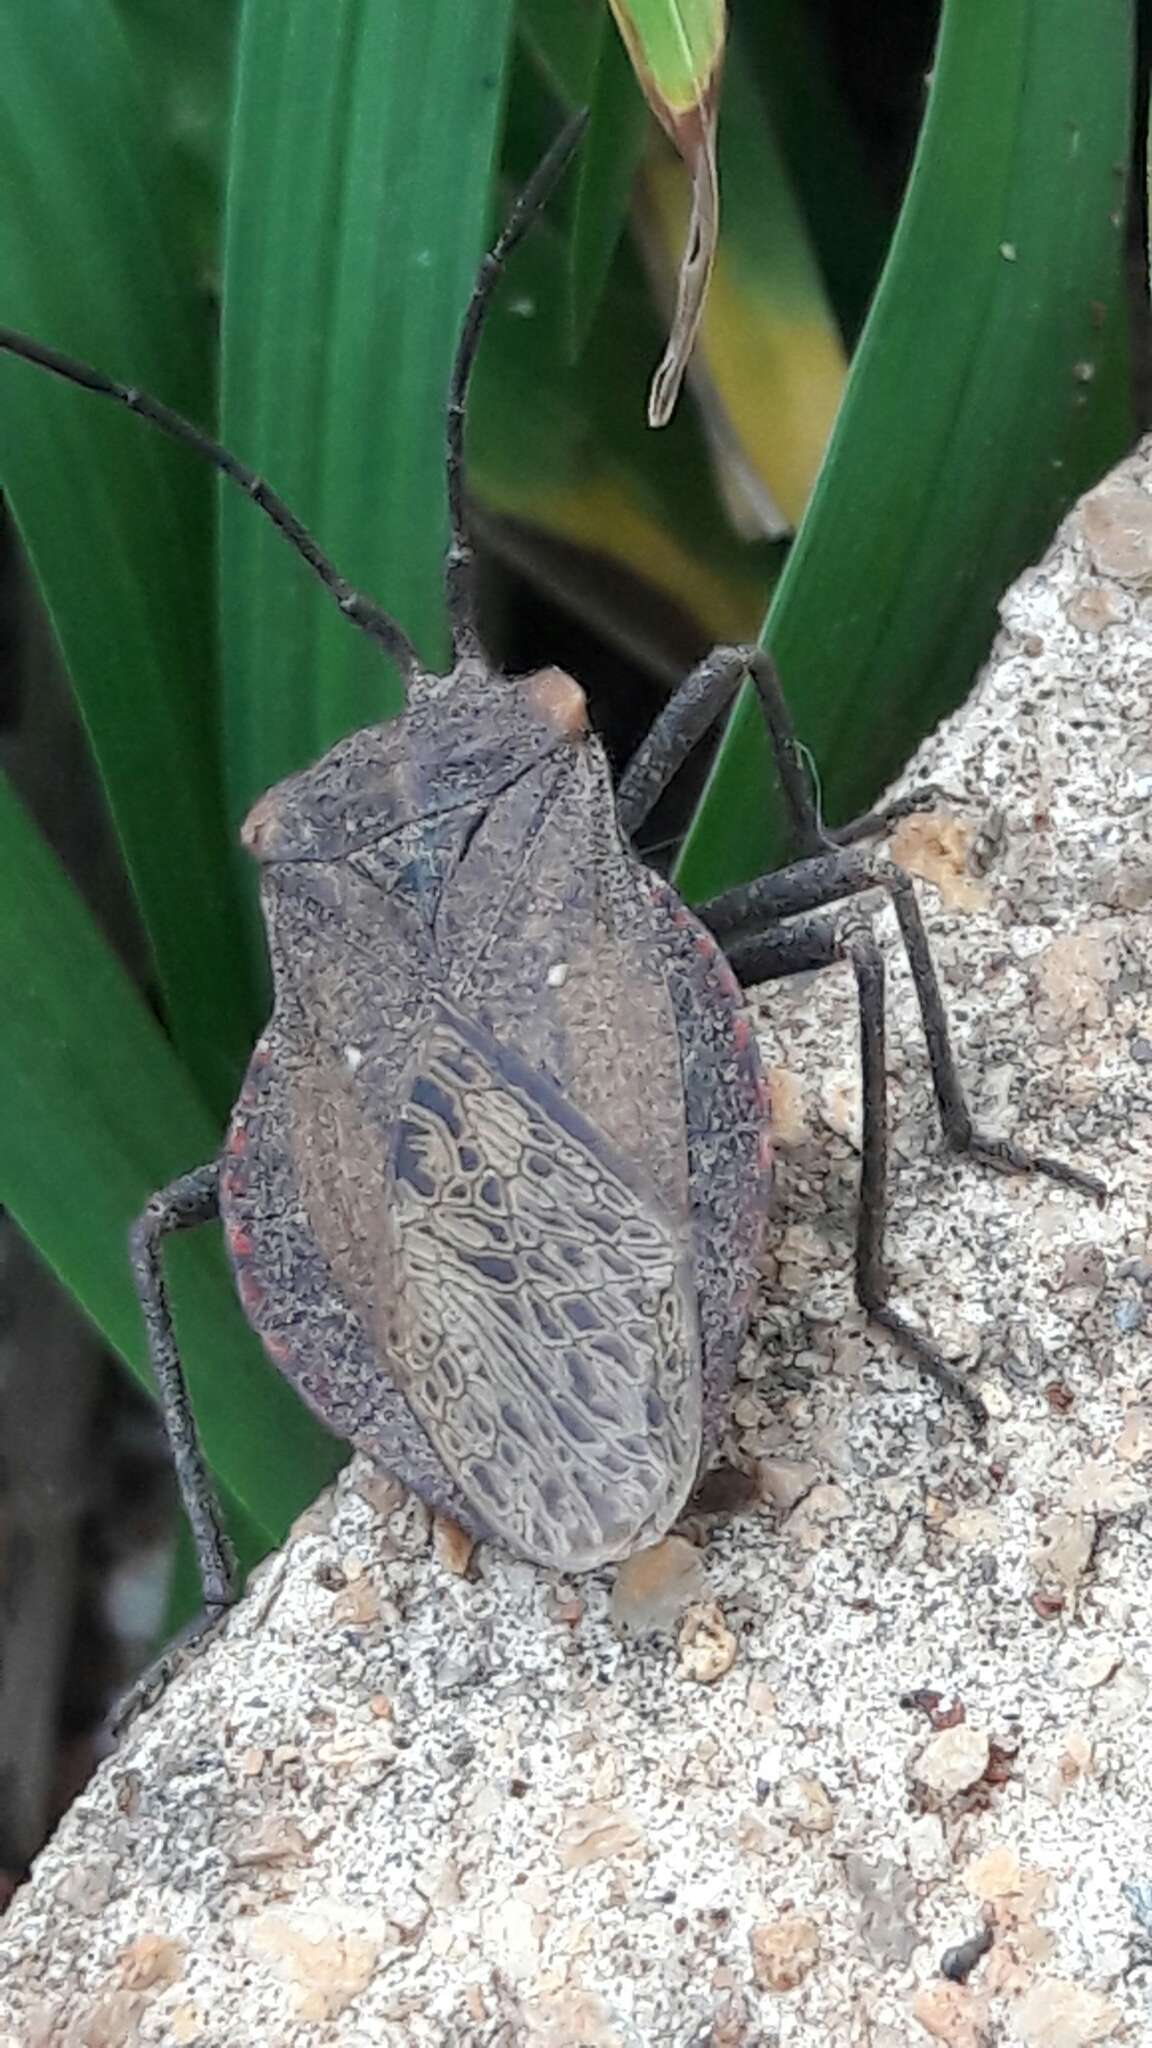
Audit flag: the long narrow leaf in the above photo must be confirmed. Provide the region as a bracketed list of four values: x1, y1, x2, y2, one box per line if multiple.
[607, 0, 727, 425]
[0, 0, 255, 1109]
[676, 0, 1133, 898]
[639, 39, 847, 535]
[0, 776, 342, 1549]
[219, 0, 516, 824]
[566, 11, 650, 360]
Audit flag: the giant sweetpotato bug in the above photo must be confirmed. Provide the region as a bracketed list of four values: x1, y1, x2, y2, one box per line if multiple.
[0, 118, 1102, 1690]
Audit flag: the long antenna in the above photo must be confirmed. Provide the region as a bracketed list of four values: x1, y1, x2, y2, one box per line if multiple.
[443, 110, 589, 663]
[0, 326, 423, 683]
[0, 115, 587, 684]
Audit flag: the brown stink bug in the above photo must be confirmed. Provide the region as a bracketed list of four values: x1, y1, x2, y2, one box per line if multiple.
[0, 117, 1102, 1689]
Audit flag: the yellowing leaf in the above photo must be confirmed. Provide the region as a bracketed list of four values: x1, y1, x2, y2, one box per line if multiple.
[639, 52, 848, 532]
[607, 0, 729, 425]
[497, 471, 766, 645]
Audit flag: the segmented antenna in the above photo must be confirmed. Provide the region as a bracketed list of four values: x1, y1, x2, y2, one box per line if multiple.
[0, 326, 423, 683]
[443, 110, 589, 663]
[0, 111, 588, 683]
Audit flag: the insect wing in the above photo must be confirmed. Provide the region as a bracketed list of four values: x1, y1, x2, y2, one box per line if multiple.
[380, 1004, 702, 1569]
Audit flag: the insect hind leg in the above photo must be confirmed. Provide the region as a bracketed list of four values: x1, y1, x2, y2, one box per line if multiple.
[707, 907, 987, 1423]
[701, 846, 1104, 1202]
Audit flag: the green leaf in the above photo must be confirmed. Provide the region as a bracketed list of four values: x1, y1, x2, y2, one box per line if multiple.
[676, 0, 1133, 899]
[733, 0, 887, 340]
[0, 0, 256, 1109]
[607, 0, 725, 118]
[566, 12, 649, 361]
[0, 776, 343, 1552]
[467, 193, 775, 649]
[218, 0, 516, 826]
[113, 0, 239, 272]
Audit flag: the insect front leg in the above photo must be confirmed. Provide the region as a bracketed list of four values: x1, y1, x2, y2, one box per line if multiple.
[123, 1161, 237, 1724]
[617, 641, 827, 854]
[618, 640, 955, 858]
[616, 644, 750, 838]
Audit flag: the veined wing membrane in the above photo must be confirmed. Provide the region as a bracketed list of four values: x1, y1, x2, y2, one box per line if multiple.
[379, 1004, 701, 1568]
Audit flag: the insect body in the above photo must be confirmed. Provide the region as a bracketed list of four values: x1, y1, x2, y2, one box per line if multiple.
[0, 115, 1102, 1688]
[221, 658, 767, 1568]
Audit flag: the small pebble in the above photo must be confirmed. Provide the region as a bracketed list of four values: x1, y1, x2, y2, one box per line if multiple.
[757, 1459, 820, 1514]
[676, 1602, 737, 1683]
[940, 1924, 993, 1983]
[1117, 1404, 1152, 1460]
[1010, 1976, 1121, 2046]
[1032, 1592, 1066, 1621]
[777, 1773, 835, 1834]
[116, 1933, 186, 1991]
[913, 1725, 990, 1798]
[748, 1914, 819, 1992]
[432, 1514, 475, 1577]
[964, 1844, 1022, 1901]
[912, 1981, 988, 2048]
[611, 1536, 704, 1636]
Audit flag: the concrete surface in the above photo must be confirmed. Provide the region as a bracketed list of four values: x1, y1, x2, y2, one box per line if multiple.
[2, 444, 1151, 2047]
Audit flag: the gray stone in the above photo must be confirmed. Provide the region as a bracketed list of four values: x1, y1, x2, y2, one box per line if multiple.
[4, 437, 1152, 2047]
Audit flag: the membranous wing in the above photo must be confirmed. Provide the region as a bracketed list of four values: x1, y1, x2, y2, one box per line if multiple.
[380, 1004, 701, 1570]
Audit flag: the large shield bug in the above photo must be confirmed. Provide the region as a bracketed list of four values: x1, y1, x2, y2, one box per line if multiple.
[0, 117, 1102, 1686]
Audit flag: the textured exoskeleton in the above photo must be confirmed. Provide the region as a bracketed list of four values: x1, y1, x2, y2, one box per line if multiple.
[222, 660, 769, 1568]
[0, 115, 1101, 1714]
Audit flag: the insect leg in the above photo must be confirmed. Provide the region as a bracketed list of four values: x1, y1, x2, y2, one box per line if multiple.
[129, 1162, 237, 1622]
[702, 849, 1104, 1199]
[827, 785, 961, 848]
[616, 645, 748, 838]
[881, 869, 1103, 1195]
[620, 639, 967, 859]
[619, 643, 829, 855]
[701, 845, 877, 932]
[620, 642, 920, 857]
[719, 911, 987, 1424]
[843, 923, 988, 1426]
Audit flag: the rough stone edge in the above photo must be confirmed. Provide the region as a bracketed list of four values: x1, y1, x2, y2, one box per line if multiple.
[1, 444, 1151, 2047]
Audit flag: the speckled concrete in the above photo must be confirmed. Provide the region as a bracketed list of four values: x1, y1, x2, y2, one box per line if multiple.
[2, 447, 1151, 2048]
